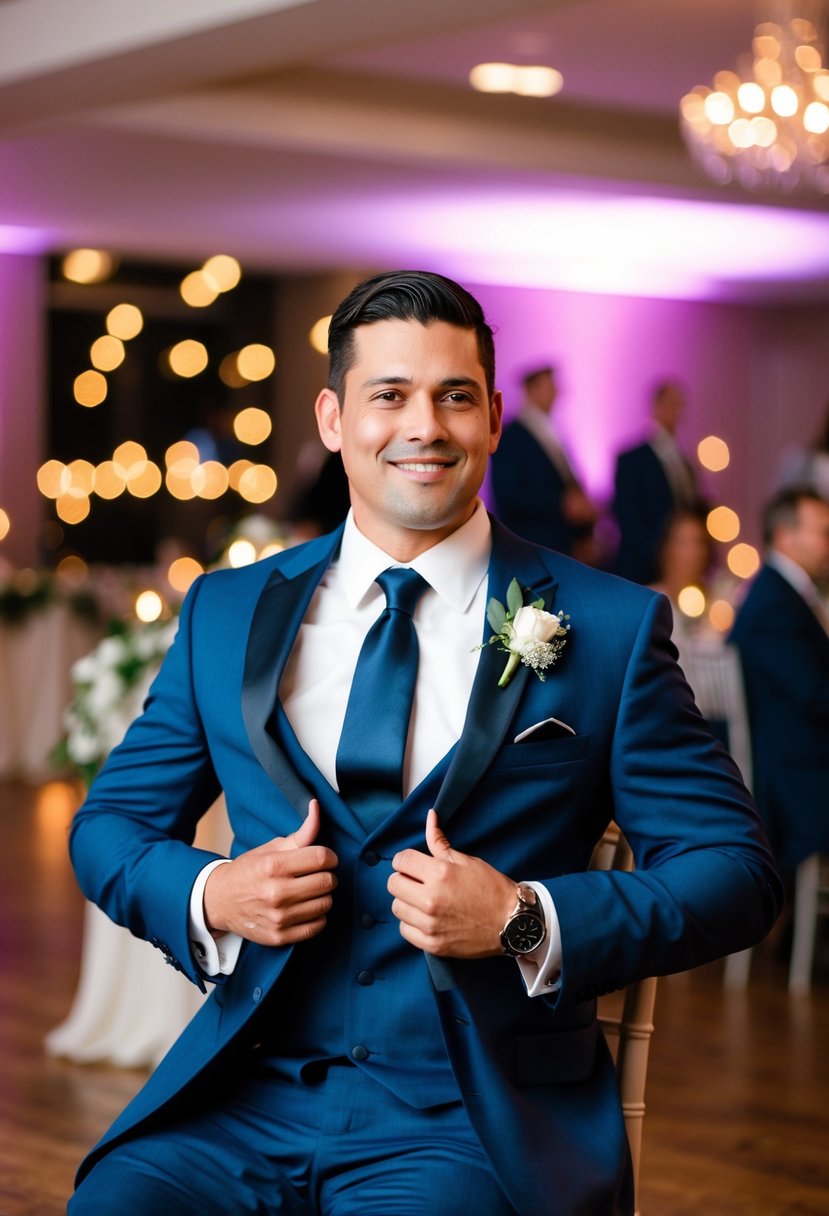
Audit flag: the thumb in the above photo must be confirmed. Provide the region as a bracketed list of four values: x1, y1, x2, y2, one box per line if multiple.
[275, 798, 321, 850]
[425, 808, 453, 859]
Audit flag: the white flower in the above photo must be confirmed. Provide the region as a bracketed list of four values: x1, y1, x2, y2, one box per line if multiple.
[507, 606, 565, 650]
[480, 578, 571, 688]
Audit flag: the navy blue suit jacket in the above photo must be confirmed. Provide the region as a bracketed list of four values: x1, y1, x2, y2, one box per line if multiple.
[69, 519, 781, 1214]
[613, 441, 694, 584]
[490, 419, 588, 555]
[729, 563, 829, 873]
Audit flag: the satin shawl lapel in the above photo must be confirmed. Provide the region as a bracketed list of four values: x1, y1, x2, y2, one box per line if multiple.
[240, 529, 343, 821]
[433, 521, 559, 830]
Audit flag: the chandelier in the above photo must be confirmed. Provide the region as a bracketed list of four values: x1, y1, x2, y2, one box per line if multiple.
[679, 2, 829, 193]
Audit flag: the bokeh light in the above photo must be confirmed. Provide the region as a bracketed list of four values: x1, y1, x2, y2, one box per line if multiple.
[37, 460, 70, 498]
[66, 459, 96, 496]
[677, 585, 706, 617]
[74, 369, 107, 407]
[192, 461, 229, 500]
[238, 464, 277, 503]
[236, 344, 275, 382]
[0, 508, 9, 541]
[708, 599, 735, 632]
[106, 303, 144, 341]
[55, 494, 90, 524]
[62, 249, 116, 285]
[202, 255, 241, 293]
[706, 505, 741, 543]
[56, 554, 88, 580]
[135, 590, 163, 622]
[219, 352, 249, 388]
[167, 556, 204, 594]
[113, 441, 148, 481]
[180, 270, 219, 308]
[166, 340, 209, 378]
[233, 407, 272, 445]
[697, 435, 730, 472]
[94, 461, 127, 499]
[727, 542, 761, 579]
[90, 335, 125, 372]
[309, 315, 331, 354]
[228, 539, 257, 567]
[127, 462, 162, 498]
[469, 62, 563, 97]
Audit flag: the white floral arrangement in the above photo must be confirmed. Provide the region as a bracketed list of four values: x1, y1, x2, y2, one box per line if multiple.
[59, 617, 178, 784]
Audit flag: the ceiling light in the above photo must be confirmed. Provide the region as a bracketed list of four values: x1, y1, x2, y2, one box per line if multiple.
[469, 62, 563, 98]
[679, 3, 829, 192]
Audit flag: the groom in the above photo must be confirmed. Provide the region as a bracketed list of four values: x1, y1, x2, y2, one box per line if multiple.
[69, 270, 780, 1216]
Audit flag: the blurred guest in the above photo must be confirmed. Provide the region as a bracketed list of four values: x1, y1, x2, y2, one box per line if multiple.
[613, 380, 700, 584]
[650, 506, 717, 660]
[729, 487, 829, 876]
[775, 399, 829, 502]
[490, 365, 597, 559]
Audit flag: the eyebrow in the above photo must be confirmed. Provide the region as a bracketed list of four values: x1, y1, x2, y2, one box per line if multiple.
[360, 375, 483, 391]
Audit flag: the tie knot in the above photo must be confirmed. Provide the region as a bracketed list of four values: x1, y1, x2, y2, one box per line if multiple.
[376, 567, 428, 617]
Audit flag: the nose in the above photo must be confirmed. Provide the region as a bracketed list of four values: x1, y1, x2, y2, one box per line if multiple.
[404, 394, 450, 445]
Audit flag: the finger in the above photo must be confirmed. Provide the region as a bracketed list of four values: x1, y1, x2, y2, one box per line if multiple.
[274, 799, 321, 851]
[425, 809, 452, 859]
[391, 846, 433, 881]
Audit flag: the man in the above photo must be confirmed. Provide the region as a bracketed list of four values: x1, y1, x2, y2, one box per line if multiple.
[490, 365, 597, 560]
[613, 379, 700, 584]
[729, 487, 829, 876]
[69, 271, 780, 1216]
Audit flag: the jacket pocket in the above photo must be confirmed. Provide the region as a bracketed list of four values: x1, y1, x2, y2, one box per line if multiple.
[492, 733, 590, 770]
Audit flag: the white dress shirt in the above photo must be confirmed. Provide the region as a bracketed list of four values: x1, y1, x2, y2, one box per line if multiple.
[189, 501, 561, 994]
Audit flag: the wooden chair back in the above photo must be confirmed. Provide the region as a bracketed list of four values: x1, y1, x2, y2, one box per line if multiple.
[590, 825, 658, 1216]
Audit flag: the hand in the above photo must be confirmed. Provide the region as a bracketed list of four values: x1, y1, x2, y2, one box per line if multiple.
[203, 798, 337, 946]
[388, 810, 515, 958]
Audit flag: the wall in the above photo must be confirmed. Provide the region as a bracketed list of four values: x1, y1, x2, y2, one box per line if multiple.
[0, 252, 45, 568]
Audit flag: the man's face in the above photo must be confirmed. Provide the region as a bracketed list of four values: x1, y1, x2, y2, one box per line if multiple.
[778, 498, 829, 583]
[315, 319, 502, 559]
[653, 385, 685, 434]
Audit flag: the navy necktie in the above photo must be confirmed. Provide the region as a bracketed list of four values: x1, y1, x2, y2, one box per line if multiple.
[336, 567, 429, 830]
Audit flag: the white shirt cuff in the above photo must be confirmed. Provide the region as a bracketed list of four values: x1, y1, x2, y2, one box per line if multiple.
[514, 881, 562, 996]
[188, 859, 243, 977]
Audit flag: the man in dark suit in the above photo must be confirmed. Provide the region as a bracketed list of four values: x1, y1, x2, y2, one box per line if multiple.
[613, 380, 699, 584]
[730, 487, 829, 877]
[490, 365, 597, 560]
[69, 272, 780, 1216]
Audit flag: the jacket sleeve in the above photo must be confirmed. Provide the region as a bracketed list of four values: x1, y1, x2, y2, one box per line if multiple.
[546, 593, 783, 1005]
[69, 575, 223, 988]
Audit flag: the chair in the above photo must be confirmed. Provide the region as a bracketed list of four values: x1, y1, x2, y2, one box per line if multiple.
[590, 825, 658, 1216]
[788, 853, 829, 994]
[679, 645, 757, 989]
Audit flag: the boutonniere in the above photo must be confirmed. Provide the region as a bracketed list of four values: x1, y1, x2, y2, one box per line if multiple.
[482, 578, 570, 688]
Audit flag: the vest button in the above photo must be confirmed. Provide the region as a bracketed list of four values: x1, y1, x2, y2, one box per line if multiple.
[356, 970, 375, 986]
[363, 850, 380, 866]
[351, 1044, 370, 1062]
[360, 913, 377, 929]
[252, 986, 263, 1004]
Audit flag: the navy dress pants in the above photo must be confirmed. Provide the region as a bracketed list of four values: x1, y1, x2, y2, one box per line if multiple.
[69, 1062, 518, 1215]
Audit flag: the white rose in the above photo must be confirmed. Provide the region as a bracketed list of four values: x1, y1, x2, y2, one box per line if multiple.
[508, 606, 562, 651]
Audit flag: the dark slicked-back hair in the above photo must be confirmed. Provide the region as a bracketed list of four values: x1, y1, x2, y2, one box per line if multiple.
[327, 270, 496, 401]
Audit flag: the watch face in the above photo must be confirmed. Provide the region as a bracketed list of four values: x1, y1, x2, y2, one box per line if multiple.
[503, 912, 545, 954]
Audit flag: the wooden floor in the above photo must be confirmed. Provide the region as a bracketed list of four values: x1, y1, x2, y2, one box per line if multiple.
[1, 778, 828, 1216]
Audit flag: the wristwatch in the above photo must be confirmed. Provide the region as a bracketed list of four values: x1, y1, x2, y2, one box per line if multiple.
[500, 883, 547, 956]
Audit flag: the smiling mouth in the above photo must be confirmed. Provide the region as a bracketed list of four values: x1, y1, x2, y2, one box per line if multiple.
[393, 461, 454, 473]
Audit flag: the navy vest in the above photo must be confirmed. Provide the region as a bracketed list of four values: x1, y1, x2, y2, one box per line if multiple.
[262, 706, 460, 1109]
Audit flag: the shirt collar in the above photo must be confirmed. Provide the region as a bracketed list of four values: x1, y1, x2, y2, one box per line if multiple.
[338, 501, 492, 613]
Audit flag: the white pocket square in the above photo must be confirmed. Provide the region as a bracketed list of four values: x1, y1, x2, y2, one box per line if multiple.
[514, 716, 576, 743]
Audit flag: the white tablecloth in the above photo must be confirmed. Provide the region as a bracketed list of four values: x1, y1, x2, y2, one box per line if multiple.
[0, 603, 102, 781]
[46, 796, 233, 1069]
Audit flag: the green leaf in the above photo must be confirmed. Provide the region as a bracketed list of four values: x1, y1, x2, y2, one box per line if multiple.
[506, 578, 524, 618]
[486, 597, 506, 634]
[530, 596, 545, 610]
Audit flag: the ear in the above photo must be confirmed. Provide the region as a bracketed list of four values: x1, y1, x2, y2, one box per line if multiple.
[488, 390, 504, 454]
[315, 388, 343, 453]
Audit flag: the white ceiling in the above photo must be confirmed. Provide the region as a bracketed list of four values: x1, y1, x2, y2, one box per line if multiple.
[1, 0, 828, 302]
